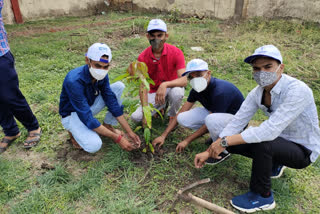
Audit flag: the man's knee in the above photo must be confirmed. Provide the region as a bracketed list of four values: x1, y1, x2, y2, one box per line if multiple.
[205, 114, 217, 130]
[111, 81, 125, 96]
[131, 110, 143, 122]
[168, 87, 184, 101]
[81, 138, 102, 153]
[177, 112, 191, 128]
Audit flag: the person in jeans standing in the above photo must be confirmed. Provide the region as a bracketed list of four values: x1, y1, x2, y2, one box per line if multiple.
[194, 45, 320, 212]
[0, 0, 41, 153]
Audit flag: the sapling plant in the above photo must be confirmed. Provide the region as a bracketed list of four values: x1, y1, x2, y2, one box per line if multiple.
[114, 61, 163, 153]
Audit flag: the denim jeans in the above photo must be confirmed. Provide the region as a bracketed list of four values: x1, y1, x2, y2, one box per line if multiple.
[61, 81, 124, 153]
[0, 51, 39, 136]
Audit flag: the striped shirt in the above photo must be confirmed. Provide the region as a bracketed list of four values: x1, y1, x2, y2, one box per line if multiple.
[220, 74, 320, 162]
[0, 0, 10, 56]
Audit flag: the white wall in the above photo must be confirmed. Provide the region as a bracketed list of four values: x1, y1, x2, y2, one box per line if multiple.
[132, 0, 236, 20]
[245, 0, 320, 23]
[2, 0, 320, 24]
[2, 0, 106, 24]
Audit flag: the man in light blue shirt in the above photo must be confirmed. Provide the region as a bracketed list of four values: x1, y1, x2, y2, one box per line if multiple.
[194, 45, 320, 213]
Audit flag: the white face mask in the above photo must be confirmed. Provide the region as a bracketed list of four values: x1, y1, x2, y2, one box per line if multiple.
[190, 74, 208, 93]
[89, 67, 108, 80]
[253, 64, 281, 87]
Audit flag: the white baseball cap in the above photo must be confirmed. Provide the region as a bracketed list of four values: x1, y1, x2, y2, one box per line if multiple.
[147, 19, 167, 32]
[182, 59, 209, 76]
[86, 43, 112, 63]
[244, 45, 282, 64]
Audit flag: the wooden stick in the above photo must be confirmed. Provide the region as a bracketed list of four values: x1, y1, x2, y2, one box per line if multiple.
[178, 178, 211, 195]
[187, 193, 235, 214]
[169, 178, 211, 212]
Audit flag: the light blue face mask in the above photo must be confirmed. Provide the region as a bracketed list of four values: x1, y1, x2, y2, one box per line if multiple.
[253, 65, 281, 87]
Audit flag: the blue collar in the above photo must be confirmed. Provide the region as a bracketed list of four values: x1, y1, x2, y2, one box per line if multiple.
[80, 65, 94, 84]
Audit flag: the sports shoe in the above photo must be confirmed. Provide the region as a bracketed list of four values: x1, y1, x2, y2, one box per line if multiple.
[205, 151, 230, 165]
[230, 191, 276, 213]
[271, 165, 286, 179]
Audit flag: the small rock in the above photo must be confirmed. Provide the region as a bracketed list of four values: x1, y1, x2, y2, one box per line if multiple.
[191, 47, 204, 52]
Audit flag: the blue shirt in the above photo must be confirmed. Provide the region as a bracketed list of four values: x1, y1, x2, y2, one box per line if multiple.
[59, 65, 124, 129]
[0, 0, 10, 56]
[187, 77, 244, 114]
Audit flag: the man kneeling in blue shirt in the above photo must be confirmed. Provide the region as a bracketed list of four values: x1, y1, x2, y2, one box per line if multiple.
[59, 43, 141, 153]
[152, 59, 244, 164]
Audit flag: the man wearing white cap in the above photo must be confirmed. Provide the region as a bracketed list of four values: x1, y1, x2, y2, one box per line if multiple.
[59, 43, 141, 153]
[194, 45, 320, 212]
[152, 59, 244, 162]
[130, 19, 187, 125]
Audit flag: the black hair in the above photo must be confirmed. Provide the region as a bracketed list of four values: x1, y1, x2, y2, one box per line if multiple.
[148, 30, 166, 35]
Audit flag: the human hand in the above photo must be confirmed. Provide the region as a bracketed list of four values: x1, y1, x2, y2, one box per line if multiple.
[128, 132, 141, 148]
[209, 140, 225, 159]
[194, 151, 210, 168]
[176, 140, 189, 153]
[152, 136, 165, 149]
[155, 83, 166, 105]
[116, 135, 136, 151]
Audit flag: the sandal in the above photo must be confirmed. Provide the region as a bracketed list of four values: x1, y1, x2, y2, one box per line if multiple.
[0, 133, 21, 154]
[23, 129, 42, 149]
[68, 131, 83, 150]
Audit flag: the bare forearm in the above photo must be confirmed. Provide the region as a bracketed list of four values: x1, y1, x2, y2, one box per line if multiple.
[162, 76, 187, 88]
[117, 115, 134, 134]
[94, 125, 118, 140]
[225, 134, 246, 146]
[184, 125, 208, 144]
[161, 116, 178, 138]
[161, 102, 194, 138]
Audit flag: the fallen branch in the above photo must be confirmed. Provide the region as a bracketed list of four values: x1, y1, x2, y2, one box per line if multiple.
[187, 193, 235, 214]
[169, 178, 235, 214]
[169, 178, 211, 212]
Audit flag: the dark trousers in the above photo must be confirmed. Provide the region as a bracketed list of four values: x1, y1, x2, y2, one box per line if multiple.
[227, 137, 312, 195]
[0, 51, 39, 136]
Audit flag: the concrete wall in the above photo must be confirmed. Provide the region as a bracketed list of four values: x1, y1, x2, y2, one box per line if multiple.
[2, 0, 106, 24]
[2, 0, 320, 24]
[132, 0, 236, 20]
[244, 0, 320, 23]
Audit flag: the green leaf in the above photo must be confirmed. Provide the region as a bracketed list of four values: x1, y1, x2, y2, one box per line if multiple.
[134, 126, 142, 133]
[147, 77, 155, 86]
[142, 148, 147, 153]
[132, 89, 140, 97]
[113, 73, 129, 82]
[141, 78, 150, 91]
[149, 143, 155, 154]
[144, 128, 151, 144]
[149, 103, 163, 120]
[143, 106, 152, 128]
[153, 108, 164, 120]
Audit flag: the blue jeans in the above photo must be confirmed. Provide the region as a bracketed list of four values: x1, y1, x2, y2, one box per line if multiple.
[0, 51, 39, 136]
[61, 81, 124, 153]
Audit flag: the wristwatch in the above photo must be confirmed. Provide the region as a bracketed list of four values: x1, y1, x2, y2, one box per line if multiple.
[220, 136, 228, 148]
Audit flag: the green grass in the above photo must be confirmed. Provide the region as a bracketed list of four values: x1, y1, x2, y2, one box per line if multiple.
[0, 12, 319, 213]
